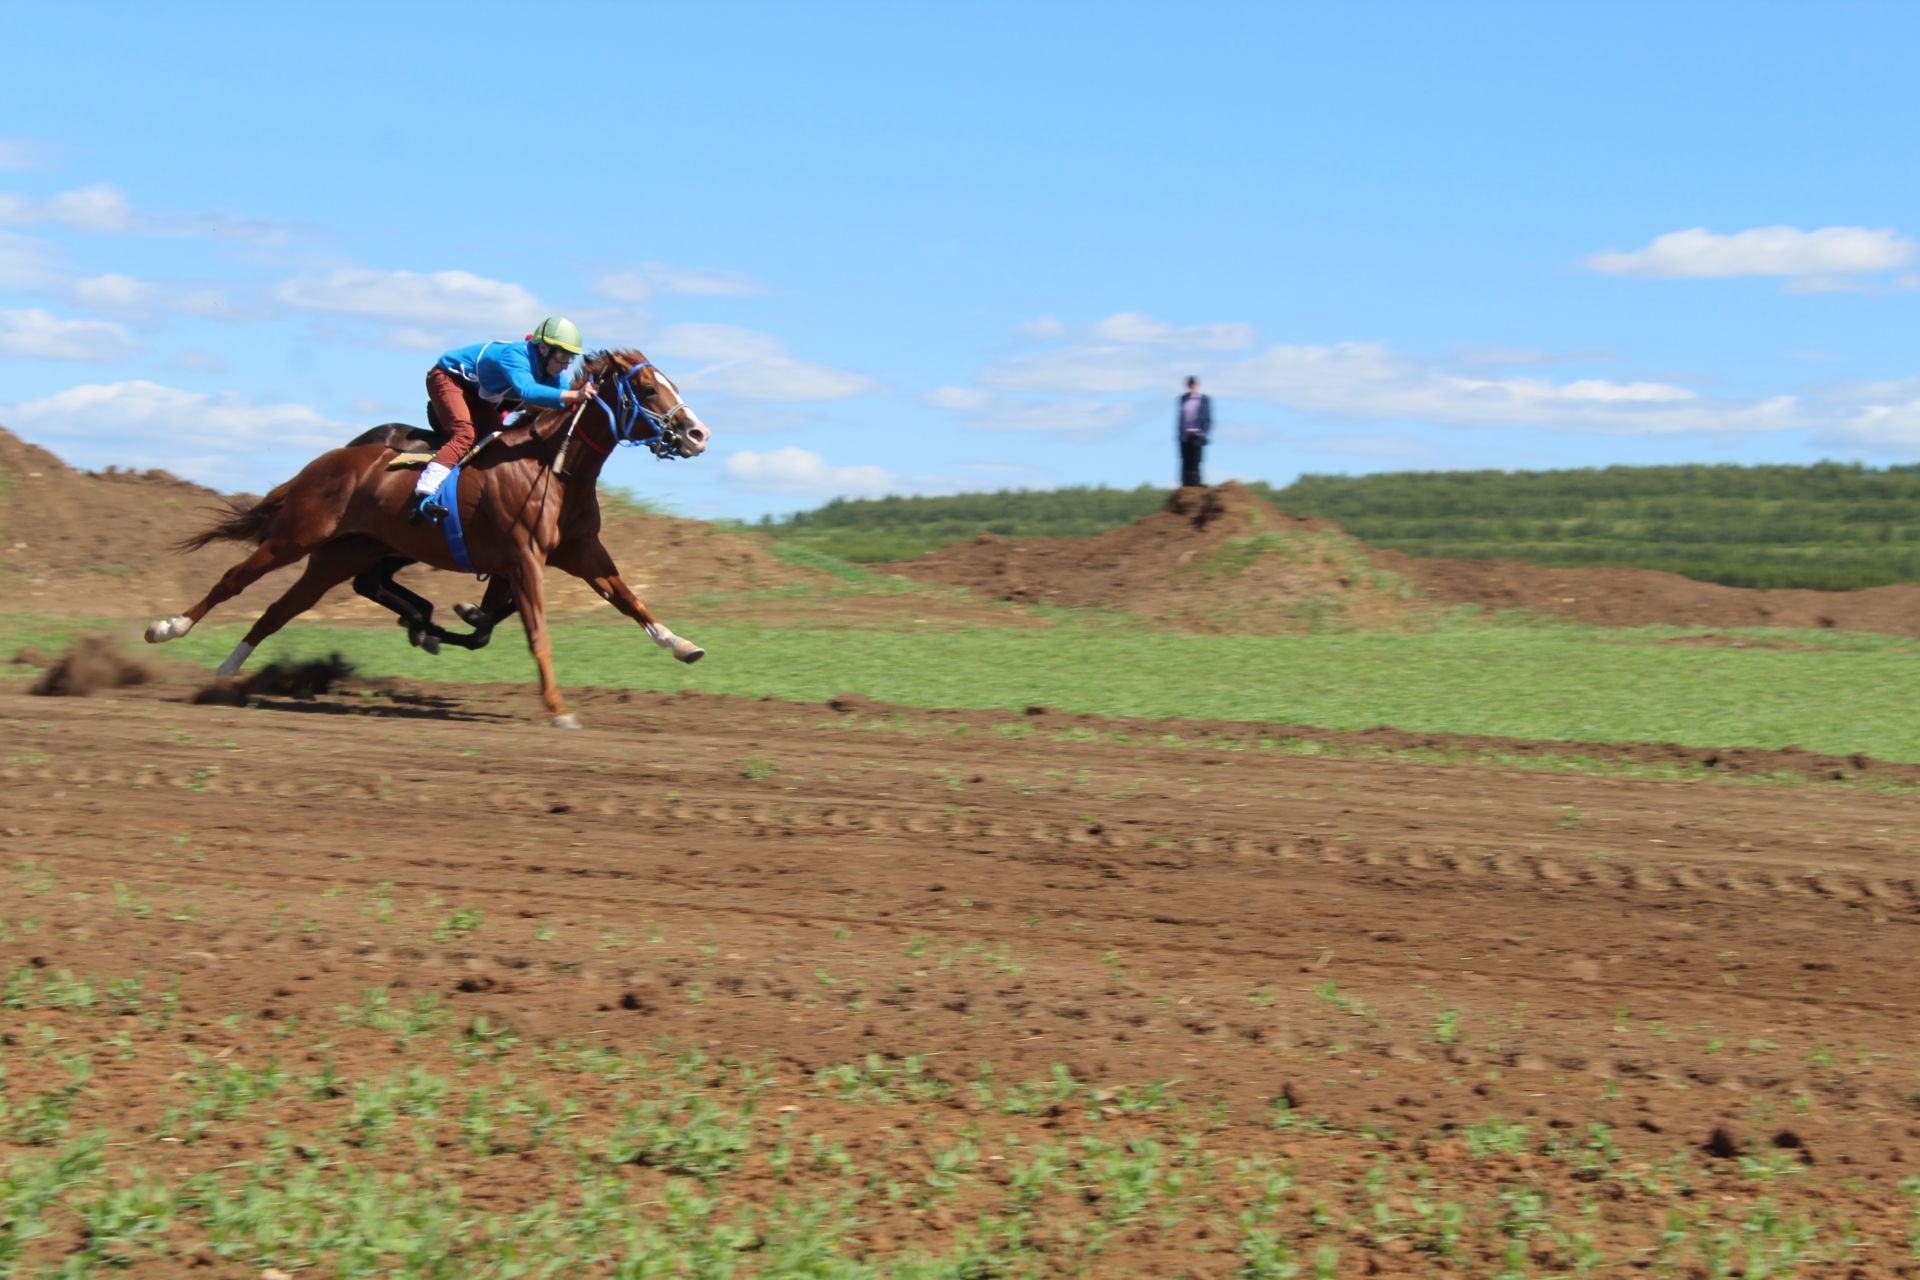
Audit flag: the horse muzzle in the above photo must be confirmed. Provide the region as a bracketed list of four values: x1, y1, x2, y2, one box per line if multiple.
[676, 421, 710, 457]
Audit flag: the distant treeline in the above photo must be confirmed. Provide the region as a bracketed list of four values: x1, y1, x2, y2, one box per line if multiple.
[749, 463, 1920, 591]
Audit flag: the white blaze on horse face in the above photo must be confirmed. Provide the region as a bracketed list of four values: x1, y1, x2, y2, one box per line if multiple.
[648, 368, 709, 456]
[677, 409, 711, 456]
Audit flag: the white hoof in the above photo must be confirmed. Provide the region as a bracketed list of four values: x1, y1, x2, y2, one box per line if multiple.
[144, 615, 193, 644]
[215, 641, 255, 679]
[672, 639, 705, 665]
[552, 713, 582, 729]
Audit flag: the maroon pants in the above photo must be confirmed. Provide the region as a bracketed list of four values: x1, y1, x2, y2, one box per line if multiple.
[425, 368, 504, 468]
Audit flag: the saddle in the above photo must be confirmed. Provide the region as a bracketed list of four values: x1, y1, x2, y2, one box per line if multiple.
[384, 431, 506, 471]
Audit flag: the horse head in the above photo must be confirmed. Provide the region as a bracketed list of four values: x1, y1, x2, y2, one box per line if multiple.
[583, 349, 712, 460]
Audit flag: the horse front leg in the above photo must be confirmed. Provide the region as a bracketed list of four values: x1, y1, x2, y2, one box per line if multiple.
[507, 556, 575, 728]
[552, 540, 704, 664]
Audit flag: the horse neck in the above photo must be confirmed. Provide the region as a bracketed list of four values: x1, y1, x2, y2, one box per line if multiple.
[556, 412, 612, 485]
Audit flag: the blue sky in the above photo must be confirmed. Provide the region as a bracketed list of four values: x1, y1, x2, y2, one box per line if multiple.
[3, 1, 1918, 521]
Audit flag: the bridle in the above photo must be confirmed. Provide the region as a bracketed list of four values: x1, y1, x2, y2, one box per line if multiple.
[589, 359, 696, 461]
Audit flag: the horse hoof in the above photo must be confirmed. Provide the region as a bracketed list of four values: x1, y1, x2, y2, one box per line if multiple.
[144, 615, 191, 644]
[410, 629, 442, 656]
[673, 640, 705, 664]
[551, 713, 582, 729]
[454, 602, 487, 627]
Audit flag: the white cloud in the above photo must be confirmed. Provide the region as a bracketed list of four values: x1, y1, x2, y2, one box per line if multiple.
[2, 380, 353, 486]
[652, 322, 788, 363]
[0, 140, 56, 172]
[593, 262, 765, 303]
[0, 230, 257, 325]
[921, 387, 1141, 437]
[0, 183, 297, 241]
[1588, 226, 1916, 279]
[0, 230, 69, 289]
[169, 348, 228, 374]
[0, 309, 142, 362]
[1, 380, 347, 485]
[0, 184, 132, 233]
[650, 323, 883, 402]
[69, 273, 159, 311]
[977, 312, 1256, 395]
[1088, 310, 1257, 351]
[5, 380, 341, 444]
[276, 267, 545, 330]
[1449, 344, 1619, 369]
[722, 447, 903, 496]
[921, 386, 992, 412]
[693, 356, 885, 401]
[1209, 341, 1806, 436]
[981, 344, 1186, 395]
[1014, 315, 1068, 340]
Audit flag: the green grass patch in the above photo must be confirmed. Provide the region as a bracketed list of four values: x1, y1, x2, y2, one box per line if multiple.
[14, 608, 1920, 761]
[764, 541, 925, 593]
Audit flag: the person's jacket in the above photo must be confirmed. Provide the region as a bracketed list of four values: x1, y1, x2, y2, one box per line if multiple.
[1176, 392, 1212, 442]
[435, 340, 569, 411]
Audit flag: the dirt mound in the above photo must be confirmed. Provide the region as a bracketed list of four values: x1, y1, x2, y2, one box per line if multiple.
[1369, 549, 1920, 636]
[881, 483, 1419, 632]
[0, 425, 832, 623]
[883, 479, 1920, 638]
[0, 426, 249, 617]
[27, 634, 154, 696]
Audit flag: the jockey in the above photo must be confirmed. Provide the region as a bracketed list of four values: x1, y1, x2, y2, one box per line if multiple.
[410, 316, 599, 523]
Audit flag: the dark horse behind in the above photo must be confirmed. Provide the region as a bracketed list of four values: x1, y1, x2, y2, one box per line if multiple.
[148, 349, 710, 727]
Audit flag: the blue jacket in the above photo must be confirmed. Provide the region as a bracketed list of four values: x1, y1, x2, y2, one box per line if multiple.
[435, 339, 569, 411]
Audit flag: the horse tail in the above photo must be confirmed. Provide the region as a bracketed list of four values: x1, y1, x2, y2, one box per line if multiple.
[176, 482, 291, 552]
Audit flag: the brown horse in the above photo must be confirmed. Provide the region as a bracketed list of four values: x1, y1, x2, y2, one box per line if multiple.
[149, 349, 711, 728]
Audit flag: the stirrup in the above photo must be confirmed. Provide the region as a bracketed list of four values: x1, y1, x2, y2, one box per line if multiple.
[408, 493, 447, 525]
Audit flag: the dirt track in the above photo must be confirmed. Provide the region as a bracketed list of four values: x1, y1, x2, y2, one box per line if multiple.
[6, 674, 1920, 1271]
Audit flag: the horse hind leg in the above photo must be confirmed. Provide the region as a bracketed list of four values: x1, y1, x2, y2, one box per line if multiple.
[147, 535, 317, 645]
[452, 575, 519, 643]
[150, 478, 350, 645]
[351, 556, 445, 655]
[216, 541, 385, 677]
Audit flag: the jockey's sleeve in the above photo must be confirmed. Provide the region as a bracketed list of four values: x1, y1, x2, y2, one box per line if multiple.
[478, 342, 568, 410]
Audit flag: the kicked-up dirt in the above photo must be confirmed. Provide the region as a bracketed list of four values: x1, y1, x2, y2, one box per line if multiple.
[3, 673, 1919, 1274]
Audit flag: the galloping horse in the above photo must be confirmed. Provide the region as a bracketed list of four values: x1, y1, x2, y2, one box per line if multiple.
[148, 349, 711, 727]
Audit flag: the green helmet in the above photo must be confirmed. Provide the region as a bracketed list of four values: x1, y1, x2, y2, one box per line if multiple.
[532, 316, 584, 355]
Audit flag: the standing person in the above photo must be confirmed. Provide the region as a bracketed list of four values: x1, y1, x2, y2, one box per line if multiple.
[1176, 375, 1211, 488]
[410, 316, 599, 523]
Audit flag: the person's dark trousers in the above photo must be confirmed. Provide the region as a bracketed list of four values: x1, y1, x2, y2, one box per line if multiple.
[1179, 437, 1204, 487]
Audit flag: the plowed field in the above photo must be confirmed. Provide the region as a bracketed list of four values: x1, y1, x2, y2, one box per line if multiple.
[5, 672, 1918, 1275]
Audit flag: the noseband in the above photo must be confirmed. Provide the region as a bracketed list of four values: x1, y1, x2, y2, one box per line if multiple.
[592, 361, 694, 460]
